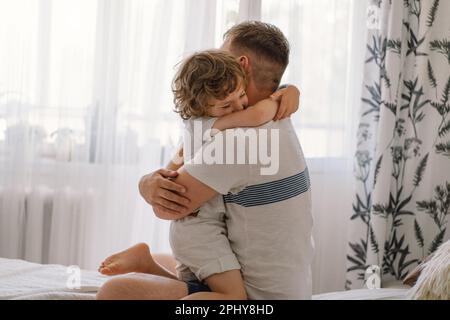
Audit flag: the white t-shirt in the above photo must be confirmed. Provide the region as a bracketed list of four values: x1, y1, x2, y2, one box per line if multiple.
[183, 116, 217, 162]
[169, 117, 241, 282]
[184, 119, 314, 299]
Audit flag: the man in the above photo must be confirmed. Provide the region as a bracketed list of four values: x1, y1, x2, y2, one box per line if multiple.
[97, 21, 313, 300]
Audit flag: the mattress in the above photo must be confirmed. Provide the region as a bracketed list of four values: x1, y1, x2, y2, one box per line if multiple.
[0, 257, 411, 300]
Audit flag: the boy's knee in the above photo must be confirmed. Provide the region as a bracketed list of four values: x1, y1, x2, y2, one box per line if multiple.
[96, 277, 130, 300]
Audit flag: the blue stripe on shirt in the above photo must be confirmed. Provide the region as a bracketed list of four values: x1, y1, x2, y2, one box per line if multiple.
[223, 167, 310, 207]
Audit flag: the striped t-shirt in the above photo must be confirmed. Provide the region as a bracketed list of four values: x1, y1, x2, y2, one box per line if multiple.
[184, 119, 314, 299]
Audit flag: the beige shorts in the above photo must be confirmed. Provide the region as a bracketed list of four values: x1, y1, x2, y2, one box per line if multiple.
[169, 196, 241, 282]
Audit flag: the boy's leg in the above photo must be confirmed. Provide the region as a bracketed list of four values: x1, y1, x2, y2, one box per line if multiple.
[182, 269, 247, 300]
[99, 243, 177, 279]
[96, 273, 188, 300]
[153, 253, 177, 275]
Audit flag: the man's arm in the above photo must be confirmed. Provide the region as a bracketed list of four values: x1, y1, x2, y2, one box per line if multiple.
[152, 167, 218, 220]
[138, 143, 190, 215]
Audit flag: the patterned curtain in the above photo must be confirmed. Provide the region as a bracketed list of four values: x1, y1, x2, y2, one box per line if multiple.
[346, 0, 450, 289]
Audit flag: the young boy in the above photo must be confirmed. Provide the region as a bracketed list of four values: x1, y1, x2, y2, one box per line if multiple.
[99, 50, 300, 299]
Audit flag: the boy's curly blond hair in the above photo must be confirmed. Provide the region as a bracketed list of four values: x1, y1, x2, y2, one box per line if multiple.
[172, 50, 246, 120]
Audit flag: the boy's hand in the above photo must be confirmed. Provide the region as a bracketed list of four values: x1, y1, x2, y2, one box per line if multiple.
[270, 85, 301, 121]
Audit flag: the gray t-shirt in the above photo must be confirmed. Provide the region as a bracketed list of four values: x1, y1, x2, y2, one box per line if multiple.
[184, 119, 314, 299]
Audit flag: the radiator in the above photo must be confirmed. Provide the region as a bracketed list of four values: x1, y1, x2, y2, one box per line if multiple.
[0, 186, 94, 266]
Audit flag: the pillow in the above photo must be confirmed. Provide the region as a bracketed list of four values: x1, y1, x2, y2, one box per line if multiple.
[408, 240, 450, 300]
[402, 253, 434, 286]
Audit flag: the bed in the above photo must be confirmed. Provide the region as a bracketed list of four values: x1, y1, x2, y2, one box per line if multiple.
[0, 257, 411, 300]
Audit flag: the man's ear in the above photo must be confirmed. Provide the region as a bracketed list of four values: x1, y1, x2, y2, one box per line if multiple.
[239, 56, 250, 71]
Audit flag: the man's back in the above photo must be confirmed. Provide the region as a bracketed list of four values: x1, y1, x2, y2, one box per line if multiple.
[184, 119, 314, 299]
[222, 119, 313, 299]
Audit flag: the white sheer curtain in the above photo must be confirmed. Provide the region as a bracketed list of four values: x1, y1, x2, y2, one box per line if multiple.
[0, 0, 241, 270]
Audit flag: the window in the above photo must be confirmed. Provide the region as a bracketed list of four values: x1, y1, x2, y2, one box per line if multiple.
[0, 0, 242, 164]
[0, 0, 361, 163]
[261, 0, 358, 158]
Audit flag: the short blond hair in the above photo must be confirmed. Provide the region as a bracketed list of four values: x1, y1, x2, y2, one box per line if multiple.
[172, 50, 246, 120]
[224, 21, 290, 92]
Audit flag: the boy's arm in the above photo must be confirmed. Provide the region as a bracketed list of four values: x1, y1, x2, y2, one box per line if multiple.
[212, 84, 301, 132]
[272, 85, 300, 120]
[212, 98, 279, 132]
[166, 144, 183, 171]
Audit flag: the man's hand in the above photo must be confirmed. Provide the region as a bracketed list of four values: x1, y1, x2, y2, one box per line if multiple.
[138, 169, 190, 215]
[270, 85, 300, 120]
[152, 204, 187, 220]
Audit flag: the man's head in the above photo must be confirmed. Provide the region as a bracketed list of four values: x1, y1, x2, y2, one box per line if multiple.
[221, 21, 290, 105]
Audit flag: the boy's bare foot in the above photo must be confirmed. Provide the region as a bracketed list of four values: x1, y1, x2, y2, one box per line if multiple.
[98, 243, 156, 276]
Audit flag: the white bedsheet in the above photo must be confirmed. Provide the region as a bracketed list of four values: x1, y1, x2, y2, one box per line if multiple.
[0, 257, 106, 300]
[0, 257, 411, 300]
[312, 288, 410, 300]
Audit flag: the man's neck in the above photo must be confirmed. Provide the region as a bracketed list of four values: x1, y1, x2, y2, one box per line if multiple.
[246, 81, 272, 105]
